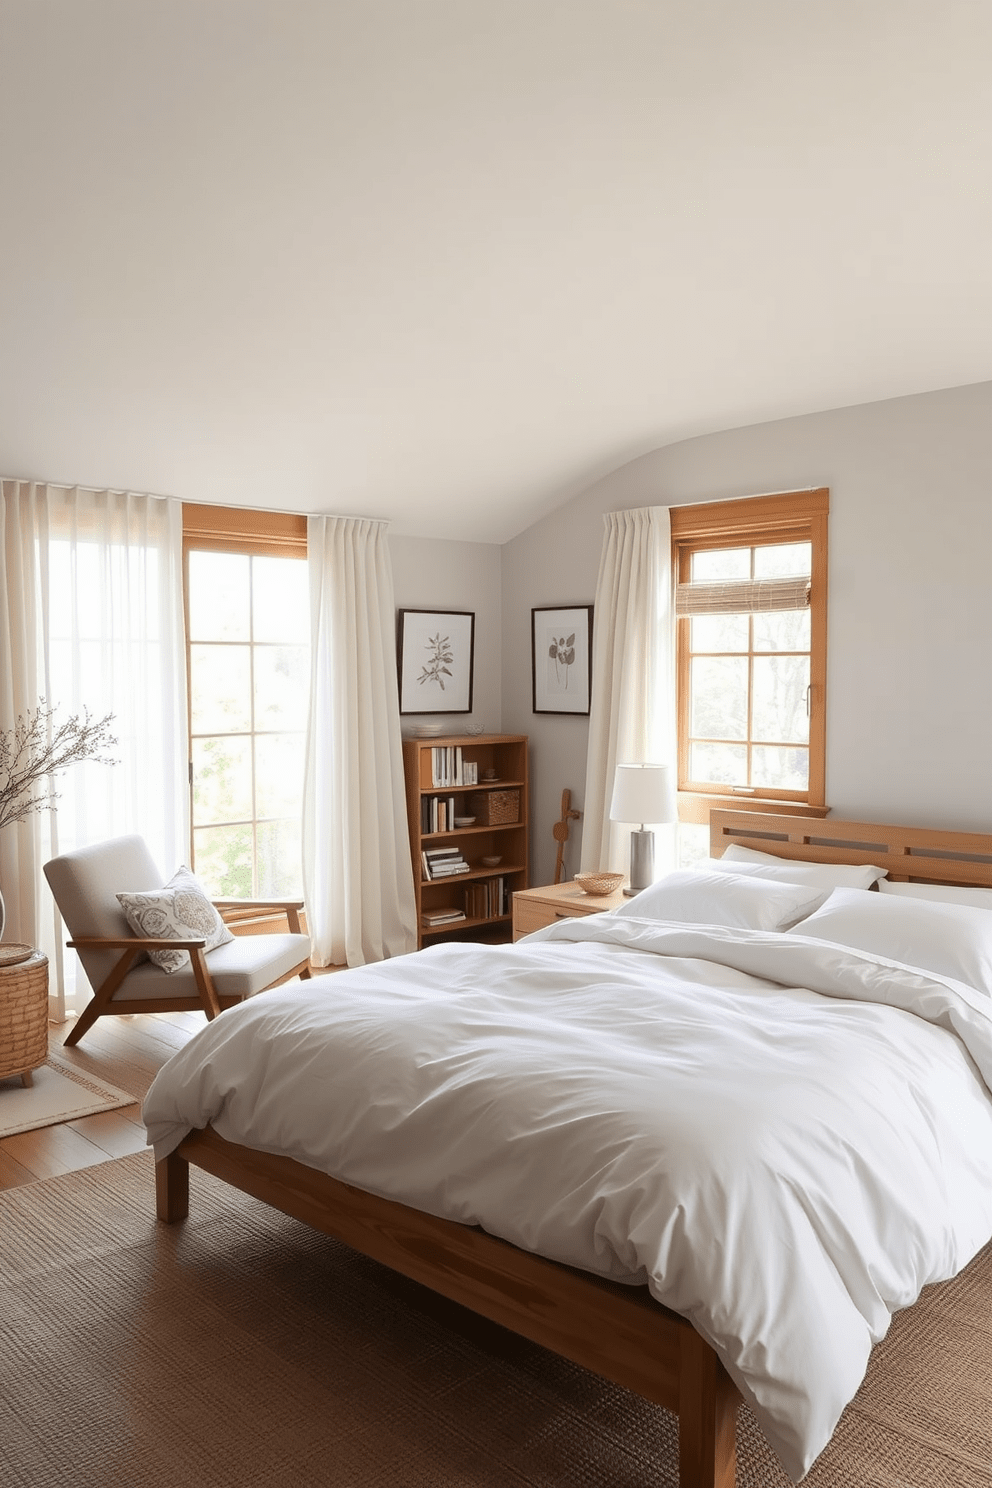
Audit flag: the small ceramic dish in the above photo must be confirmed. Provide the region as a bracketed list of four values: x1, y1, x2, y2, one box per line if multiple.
[454, 816, 476, 828]
[480, 855, 502, 867]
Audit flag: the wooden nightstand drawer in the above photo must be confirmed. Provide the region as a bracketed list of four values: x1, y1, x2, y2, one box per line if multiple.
[512, 882, 626, 941]
[513, 899, 559, 938]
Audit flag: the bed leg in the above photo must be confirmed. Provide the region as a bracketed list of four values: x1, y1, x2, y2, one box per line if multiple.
[678, 1326, 739, 1488]
[155, 1149, 189, 1223]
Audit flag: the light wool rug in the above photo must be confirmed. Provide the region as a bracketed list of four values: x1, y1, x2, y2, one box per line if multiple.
[0, 1055, 136, 1137]
[1, 1151, 991, 1488]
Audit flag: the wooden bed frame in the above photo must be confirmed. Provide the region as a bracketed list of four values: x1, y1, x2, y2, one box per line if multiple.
[156, 812, 992, 1488]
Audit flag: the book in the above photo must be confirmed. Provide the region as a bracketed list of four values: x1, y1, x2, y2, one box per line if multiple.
[422, 911, 466, 927]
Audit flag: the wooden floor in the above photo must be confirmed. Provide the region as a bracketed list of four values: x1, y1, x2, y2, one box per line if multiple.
[0, 964, 343, 1192]
[0, 1009, 201, 1191]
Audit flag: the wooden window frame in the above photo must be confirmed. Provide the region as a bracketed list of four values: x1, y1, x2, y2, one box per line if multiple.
[671, 489, 829, 824]
[181, 503, 309, 884]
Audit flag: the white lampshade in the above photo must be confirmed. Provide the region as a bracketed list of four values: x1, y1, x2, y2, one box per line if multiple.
[609, 763, 676, 827]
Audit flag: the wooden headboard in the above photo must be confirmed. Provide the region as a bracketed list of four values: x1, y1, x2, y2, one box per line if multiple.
[710, 810, 992, 891]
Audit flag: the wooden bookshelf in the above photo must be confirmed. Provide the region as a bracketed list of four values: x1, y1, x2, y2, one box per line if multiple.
[402, 733, 529, 950]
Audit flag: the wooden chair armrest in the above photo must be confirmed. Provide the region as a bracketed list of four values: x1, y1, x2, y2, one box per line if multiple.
[67, 935, 208, 951]
[212, 898, 305, 911]
[213, 899, 306, 935]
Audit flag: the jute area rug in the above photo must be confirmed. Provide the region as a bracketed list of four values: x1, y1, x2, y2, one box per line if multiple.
[0, 1055, 136, 1138]
[1, 1152, 990, 1488]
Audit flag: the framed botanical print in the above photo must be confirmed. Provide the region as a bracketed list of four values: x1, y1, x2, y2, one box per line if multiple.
[398, 609, 475, 714]
[532, 605, 593, 715]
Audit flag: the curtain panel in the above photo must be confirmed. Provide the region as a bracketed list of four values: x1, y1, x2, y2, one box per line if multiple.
[303, 515, 417, 967]
[0, 480, 188, 1018]
[580, 505, 675, 876]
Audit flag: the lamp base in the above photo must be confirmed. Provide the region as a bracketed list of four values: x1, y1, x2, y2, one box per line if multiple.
[627, 828, 656, 894]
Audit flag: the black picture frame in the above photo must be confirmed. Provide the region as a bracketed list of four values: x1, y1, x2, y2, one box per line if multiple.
[531, 605, 593, 715]
[398, 609, 475, 714]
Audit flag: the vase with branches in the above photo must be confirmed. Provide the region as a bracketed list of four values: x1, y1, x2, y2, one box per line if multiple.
[0, 701, 118, 939]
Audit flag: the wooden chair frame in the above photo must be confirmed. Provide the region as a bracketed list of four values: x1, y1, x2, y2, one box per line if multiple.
[155, 814, 992, 1487]
[64, 898, 311, 1048]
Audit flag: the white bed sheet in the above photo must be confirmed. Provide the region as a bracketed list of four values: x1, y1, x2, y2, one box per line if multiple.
[142, 915, 992, 1480]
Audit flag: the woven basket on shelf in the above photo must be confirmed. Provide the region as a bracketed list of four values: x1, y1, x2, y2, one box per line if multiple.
[468, 789, 520, 827]
[0, 945, 49, 1084]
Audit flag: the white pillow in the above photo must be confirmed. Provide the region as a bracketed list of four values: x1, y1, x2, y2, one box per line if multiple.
[879, 880, 992, 910]
[613, 868, 827, 932]
[720, 843, 887, 889]
[787, 886, 992, 995]
[117, 865, 235, 974]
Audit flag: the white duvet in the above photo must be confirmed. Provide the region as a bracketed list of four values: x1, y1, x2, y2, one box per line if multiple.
[142, 915, 992, 1480]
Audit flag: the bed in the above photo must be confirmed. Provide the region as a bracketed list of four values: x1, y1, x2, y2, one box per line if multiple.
[146, 811, 992, 1488]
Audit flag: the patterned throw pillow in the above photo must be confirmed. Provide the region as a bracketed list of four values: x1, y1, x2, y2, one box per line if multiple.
[117, 866, 235, 974]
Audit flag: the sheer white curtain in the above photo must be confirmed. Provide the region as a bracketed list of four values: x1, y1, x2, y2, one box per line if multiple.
[580, 505, 675, 875]
[302, 515, 417, 967]
[0, 480, 189, 1018]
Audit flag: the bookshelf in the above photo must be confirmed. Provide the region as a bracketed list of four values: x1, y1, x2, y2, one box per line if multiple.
[402, 733, 529, 950]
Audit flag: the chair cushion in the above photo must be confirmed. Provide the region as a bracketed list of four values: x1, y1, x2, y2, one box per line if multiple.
[111, 933, 311, 1002]
[44, 836, 166, 993]
[117, 866, 235, 973]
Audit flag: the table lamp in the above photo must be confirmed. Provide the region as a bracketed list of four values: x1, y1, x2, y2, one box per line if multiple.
[609, 763, 676, 895]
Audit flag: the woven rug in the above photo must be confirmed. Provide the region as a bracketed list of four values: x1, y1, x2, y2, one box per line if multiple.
[0, 1055, 136, 1137]
[1, 1151, 990, 1488]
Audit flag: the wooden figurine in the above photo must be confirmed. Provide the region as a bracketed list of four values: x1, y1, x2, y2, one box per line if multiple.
[553, 789, 581, 884]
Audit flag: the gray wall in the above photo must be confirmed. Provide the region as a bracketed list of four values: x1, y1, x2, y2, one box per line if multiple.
[390, 534, 502, 734]
[501, 381, 992, 885]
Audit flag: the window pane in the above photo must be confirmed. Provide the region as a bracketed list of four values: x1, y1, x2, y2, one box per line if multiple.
[690, 656, 748, 740]
[752, 746, 809, 791]
[677, 823, 710, 867]
[753, 542, 811, 578]
[753, 608, 810, 652]
[689, 741, 748, 786]
[752, 655, 810, 743]
[192, 736, 252, 826]
[257, 818, 303, 897]
[187, 552, 250, 641]
[253, 646, 309, 731]
[690, 613, 749, 653]
[190, 644, 252, 733]
[193, 824, 254, 898]
[187, 544, 308, 900]
[691, 547, 750, 582]
[255, 734, 305, 820]
[253, 557, 309, 643]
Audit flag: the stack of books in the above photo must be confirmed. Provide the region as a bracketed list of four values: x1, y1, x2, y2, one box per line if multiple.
[421, 906, 467, 928]
[421, 794, 456, 833]
[431, 746, 480, 788]
[421, 846, 470, 881]
[463, 876, 508, 921]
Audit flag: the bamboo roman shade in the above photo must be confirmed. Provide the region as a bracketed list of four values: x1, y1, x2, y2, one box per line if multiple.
[675, 575, 810, 617]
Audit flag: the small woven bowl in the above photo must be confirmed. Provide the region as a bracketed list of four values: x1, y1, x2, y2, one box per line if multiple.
[480, 855, 502, 867]
[574, 871, 624, 895]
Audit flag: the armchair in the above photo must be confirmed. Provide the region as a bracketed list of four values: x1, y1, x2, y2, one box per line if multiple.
[44, 836, 312, 1048]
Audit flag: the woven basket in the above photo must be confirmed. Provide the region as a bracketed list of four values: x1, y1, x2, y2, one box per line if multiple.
[574, 872, 625, 896]
[0, 946, 49, 1082]
[469, 789, 520, 827]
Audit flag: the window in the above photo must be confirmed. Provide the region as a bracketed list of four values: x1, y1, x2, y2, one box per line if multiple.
[183, 505, 309, 898]
[671, 489, 828, 821]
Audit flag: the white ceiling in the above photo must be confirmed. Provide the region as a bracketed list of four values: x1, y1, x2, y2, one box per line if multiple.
[2, 1, 991, 543]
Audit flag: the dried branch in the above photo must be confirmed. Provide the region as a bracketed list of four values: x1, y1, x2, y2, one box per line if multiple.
[0, 701, 118, 833]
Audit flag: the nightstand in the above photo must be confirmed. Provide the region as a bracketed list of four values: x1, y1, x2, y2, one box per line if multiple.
[512, 881, 626, 941]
